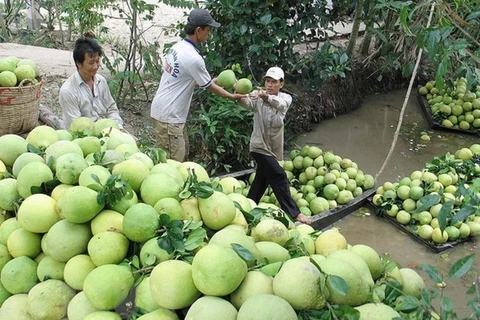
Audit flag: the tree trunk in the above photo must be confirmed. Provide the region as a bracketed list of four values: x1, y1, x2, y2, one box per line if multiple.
[347, 0, 365, 57]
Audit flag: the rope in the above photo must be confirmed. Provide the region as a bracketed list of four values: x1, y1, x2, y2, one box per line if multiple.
[374, 2, 437, 182]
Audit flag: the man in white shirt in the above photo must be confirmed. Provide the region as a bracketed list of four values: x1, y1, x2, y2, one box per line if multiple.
[59, 37, 124, 130]
[150, 9, 245, 161]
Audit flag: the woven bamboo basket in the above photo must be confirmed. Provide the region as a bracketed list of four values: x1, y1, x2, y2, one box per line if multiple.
[0, 77, 43, 136]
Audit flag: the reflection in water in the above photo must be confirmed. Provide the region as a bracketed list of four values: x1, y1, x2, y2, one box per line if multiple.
[295, 89, 479, 318]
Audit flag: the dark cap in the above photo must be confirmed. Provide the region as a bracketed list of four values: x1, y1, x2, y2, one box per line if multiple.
[188, 9, 221, 28]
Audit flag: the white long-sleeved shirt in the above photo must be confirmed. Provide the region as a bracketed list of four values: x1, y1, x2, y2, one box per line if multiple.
[239, 91, 292, 160]
[59, 72, 124, 129]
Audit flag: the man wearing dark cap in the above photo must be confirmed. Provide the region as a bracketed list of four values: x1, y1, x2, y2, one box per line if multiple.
[150, 8, 245, 162]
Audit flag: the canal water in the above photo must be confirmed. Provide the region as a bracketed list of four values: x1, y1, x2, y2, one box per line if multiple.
[295, 89, 479, 318]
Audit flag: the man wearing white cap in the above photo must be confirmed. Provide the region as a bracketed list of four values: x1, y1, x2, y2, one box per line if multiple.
[239, 67, 312, 224]
[150, 8, 245, 161]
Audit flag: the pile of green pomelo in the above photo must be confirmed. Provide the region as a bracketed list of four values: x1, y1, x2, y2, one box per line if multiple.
[419, 77, 480, 132]
[0, 56, 40, 87]
[371, 144, 480, 245]
[0, 117, 450, 320]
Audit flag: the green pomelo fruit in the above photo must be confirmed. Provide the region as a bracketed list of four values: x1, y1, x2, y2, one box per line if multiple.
[139, 236, 173, 267]
[44, 140, 83, 168]
[74, 136, 102, 157]
[56, 129, 73, 141]
[84, 311, 122, 320]
[44, 220, 92, 262]
[273, 257, 327, 310]
[350, 244, 383, 280]
[127, 152, 155, 170]
[0, 294, 34, 320]
[0, 134, 28, 167]
[310, 196, 329, 214]
[88, 231, 129, 266]
[150, 163, 184, 186]
[228, 192, 252, 212]
[0, 58, 16, 72]
[0, 217, 20, 245]
[27, 279, 75, 320]
[134, 276, 160, 312]
[319, 257, 370, 306]
[237, 294, 297, 320]
[315, 229, 347, 256]
[180, 161, 210, 182]
[16, 162, 54, 199]
[185, 296, 238, 320]
[154, 198, 185, 220]
[328, 249, 374, 288]
[209, 228, 262, 265]
[150, 260, 201, 309]
[123, 203, 160, 243]
[0, 70, 16, 86]
[106, 131, 136, 150]
[1, 256, 38, 294]
[78, 165, 112, 190]
[37, 255, 65, 281]
[252, 218, 290, 246]
[12, 152, 45, 178]
[219, 176, 242, 194]
[26, 125, 59, 149]
[0, 178, 20, 211]
[67, 291, 99, 320]
[354, 302, 401, 320]
[63, 254, 96, 291]
[289, 229, 315, 255]
[399, 268, 425, 298]
[17, 58, 38, 71]
[136, 308, 179, 320]
[431, 227, 448, 243]
[217, 69, 236, 89]
[90, 209, 123, 235]
[112, 159, 150, 193]
[230, 271, 273, 309]
[14, 64, 36, 82]
[17, 193, 61, 233]
[192, 244, 248, 296]
[396, 185, 410, 200]
[83, 264, 134, 310]
[198, 191, 236, 230]
[417, 224, 434, 240]
[140, 173, 182, 206]
[0, 244, 12, 272]
[69, 117, 95, 136]
[0, 282, 12, 307]
[50, 184, 74, 201]
[466, 221, 480, 236]
[115, 142, 139, 158]
[323, 184, 340, 200]
[445, 225, 460, 241]
[180, 197, 202, 222]
[235, 78, 253, 94]
[55, 153, 89, 185]
[255, 241, 291, 263]
[94, 118, 120, 136]
[363, 174, 375, 189]
[56, 185, 104, 223]
[308, 146, 322, 159]
[6, 227, 42, 258]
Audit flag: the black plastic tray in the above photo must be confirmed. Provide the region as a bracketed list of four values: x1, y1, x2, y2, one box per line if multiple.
[417, 93, 480, 137]
[366, 201, 471, 253]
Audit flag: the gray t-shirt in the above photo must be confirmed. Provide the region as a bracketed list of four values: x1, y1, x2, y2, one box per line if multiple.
[150, 39, 212, 123]
[59, 72, 124, 129]
[239, 91, 292, 160]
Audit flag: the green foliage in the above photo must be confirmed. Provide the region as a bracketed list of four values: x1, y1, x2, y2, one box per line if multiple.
[188, 92, 254, 175]
[203, 0, 349, 79]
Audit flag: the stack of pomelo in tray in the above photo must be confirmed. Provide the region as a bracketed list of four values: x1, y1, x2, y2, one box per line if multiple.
[225, 144, 376, 220]
[0, 118, 472, 319]
[418, 77, 480, 135]
[370, 144, 480, 251]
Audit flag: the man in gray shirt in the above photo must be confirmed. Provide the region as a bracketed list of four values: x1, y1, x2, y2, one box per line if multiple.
[59, 37, 124, 131]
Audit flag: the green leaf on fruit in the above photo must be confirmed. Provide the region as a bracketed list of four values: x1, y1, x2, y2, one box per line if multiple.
[327, 275, 348, 296]
[231, 243, 255, 264]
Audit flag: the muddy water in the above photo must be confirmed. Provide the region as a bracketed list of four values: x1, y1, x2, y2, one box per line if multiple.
[295, 89, 479, 318]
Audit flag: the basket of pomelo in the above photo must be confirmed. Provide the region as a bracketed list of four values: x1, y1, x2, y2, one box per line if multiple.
[0, 56, 43, 136]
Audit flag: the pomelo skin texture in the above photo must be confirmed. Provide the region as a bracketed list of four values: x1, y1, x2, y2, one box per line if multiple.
[56, 186, 104, 223]
[84, 311, 122, 320]
[1, 256, 38, 294]
[237, 294, 298, 320]
[0, 294, 34, 320]
[27, 279, 76, 320]
[83, 264, 134, 310]
[216, 69, 236, 89]
[44, 219, 92, 262]
[192, 244, 248, 296]
[230, 270, 274, 309]
[354, 302, 401, 320]
[185, 296, 238, 320]
[198, 191, 236, 230]
[0, 134, 28, 167]
[67, 291, 99, 320]
[136, 308, 179, 320]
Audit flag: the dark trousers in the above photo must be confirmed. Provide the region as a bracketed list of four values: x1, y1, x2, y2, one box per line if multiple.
[248, 152, 300, 219]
